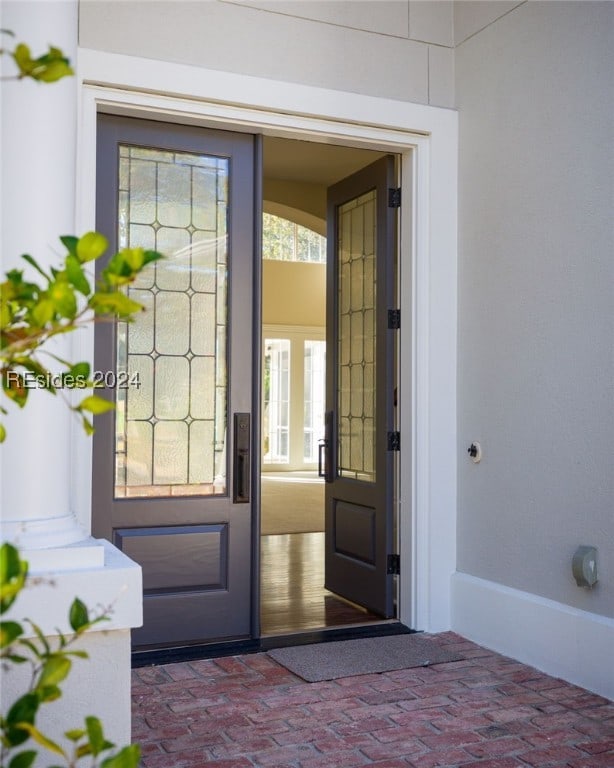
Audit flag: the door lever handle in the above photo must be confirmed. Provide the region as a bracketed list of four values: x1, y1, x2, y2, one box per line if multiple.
[233, 413, 250, 503]
[318, 438, 327, 478]
[323, 410, 334, 483]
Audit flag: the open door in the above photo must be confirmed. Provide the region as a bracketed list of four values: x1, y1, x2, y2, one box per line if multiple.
[93, 115, 257, 648]
[324, 156, 398, 618]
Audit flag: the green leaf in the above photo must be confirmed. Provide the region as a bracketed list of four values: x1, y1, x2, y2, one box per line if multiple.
[0, 542, 23, 582]
[0, 620, 23, 648]
[28, 619, 50, 655]
[35, 58, 73, 83]
[20, 253, 50, 282]
[13, 722, 66, 758]
[65, 254, 91, 295]
[0, 543, 27, 613]
[8, 750, 37, 768]
[65, 649, 89, 659]
[142, 249, 164, 267]
[2, 369, 28, 408]
[69, 361, 91, 380]
[100, 744, 141, 768]
[65, 728, 86, 742]
[37, 684, 62, 703]
[31, 297, 55, 326]
[89, 291, 143, 317]
[81, 415, 95, 436]
[69, 598, 89, 631]
[48, 281, 77, 318]
[12, 43, 33, 75]
[60, 235, 79, 256]
[76, 232, 108, 263]
[85, 716, 105, 756]
[121, 248, 145, 271]
[13, 357, 55, 394]
[76, 395, 115, 416]
[75, 743, 93, 759]
[5, 693, 39, 746]
[61, 360, 90, 389]
[38, 655, 71, 688]
[18, 638, 45, 659]
[0, 422, 5, 443]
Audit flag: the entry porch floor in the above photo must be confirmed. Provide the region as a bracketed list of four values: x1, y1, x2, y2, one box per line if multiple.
[132, 632, 614, 767]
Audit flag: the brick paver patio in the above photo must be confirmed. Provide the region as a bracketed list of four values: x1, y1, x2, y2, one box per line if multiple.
[132, 632, 614, 767]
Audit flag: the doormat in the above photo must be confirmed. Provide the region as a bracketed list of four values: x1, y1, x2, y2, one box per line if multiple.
[267, 634, 463, 682]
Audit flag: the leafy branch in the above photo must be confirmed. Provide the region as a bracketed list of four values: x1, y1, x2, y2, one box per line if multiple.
[0, 233, 162, 442]
[0, 543, 140, 768]
[0, 30, 73, 83]
[0, 30, 163, 443]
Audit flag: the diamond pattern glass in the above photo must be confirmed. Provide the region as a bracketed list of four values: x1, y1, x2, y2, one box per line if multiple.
[337, 190, 376, 482]
[114, 145, 229, 497]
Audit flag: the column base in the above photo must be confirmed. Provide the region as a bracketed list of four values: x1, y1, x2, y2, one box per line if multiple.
[1, 513, 88, 552]
[2, 538, 142, 758]
[5, 538, 142, 635]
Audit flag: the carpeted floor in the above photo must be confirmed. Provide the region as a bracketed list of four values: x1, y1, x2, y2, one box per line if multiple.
[261, 472, 324, 534]
[267, 634, 462, 681]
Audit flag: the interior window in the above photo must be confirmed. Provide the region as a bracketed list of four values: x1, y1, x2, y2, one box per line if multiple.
[263, 338, 290, 464]
[262, 213, 326, 263]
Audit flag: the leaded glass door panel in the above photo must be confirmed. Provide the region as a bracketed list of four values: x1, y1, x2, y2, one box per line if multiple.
[93, 115, 256, 649]
[324, 156, 397, 617]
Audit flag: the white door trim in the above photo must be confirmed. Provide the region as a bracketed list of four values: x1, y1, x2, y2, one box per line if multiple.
[74, 49, 458, 633]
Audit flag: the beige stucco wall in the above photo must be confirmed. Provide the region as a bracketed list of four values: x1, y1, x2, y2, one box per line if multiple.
[263, 260, 325, 327]
[78, 0, 455, 108]
[456, 1, 614, 617]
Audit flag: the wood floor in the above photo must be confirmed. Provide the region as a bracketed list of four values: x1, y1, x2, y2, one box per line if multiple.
[260, 532, 381, 635]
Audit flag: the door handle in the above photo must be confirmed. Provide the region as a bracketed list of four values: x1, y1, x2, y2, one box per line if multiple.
[318, 438, 327, 478]
[233, 412, 250, 503]
[323, 410, 334, 484]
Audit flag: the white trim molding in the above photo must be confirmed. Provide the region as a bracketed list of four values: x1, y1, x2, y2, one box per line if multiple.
[75, 48, 458, 634]
[452, 571, 614, 701]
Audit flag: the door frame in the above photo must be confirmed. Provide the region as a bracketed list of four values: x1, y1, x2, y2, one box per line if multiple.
[73, 50, 458, 634]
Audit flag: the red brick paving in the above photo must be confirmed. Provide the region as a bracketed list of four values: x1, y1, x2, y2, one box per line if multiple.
[132, 632, 614, 767]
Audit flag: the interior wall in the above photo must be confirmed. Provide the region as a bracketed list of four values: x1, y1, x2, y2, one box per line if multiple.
[263, 261, 325, 327]
[264, 179, 326, 225]
[78, 0, 454, 108]
[456, 1, 614, 617]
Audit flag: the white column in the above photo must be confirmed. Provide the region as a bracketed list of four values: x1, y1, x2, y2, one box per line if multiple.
[0, 17, 141, 753]
[0, 0, 86, 550]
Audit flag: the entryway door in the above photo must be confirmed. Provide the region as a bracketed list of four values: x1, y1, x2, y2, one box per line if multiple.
[92, 115, 256, 648]
[93, 119, 398, 648]
[324, 156, 398, 618]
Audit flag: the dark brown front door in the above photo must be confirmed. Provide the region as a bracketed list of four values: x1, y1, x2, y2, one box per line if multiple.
[324, 156, 398, 618]
[93, 115, 257, 648]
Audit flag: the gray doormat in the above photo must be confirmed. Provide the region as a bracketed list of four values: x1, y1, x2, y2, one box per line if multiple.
[267, 634, 463, 682]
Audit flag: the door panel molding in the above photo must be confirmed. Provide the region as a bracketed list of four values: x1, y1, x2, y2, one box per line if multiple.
[324, 156, 397, 618]
[93, 115, 256, 648]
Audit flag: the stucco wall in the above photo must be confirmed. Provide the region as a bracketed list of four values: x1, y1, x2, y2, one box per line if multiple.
[1, 629, 132, 767]
[78, 0, 454, 108]
[456, 1, 614, 617]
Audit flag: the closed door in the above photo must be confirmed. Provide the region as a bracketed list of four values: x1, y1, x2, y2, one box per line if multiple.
[324, 156, 398, 618]
[93, 115, 257, 648]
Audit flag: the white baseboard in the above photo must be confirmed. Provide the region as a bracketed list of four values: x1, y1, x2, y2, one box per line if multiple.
[451, 571, 614, 701]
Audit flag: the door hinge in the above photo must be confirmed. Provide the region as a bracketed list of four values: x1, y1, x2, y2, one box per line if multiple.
[387, 554, 400, 575]
[387, 431, 400, 451]
[388, 187, 401, 208]
[388, 309, 401, 330]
